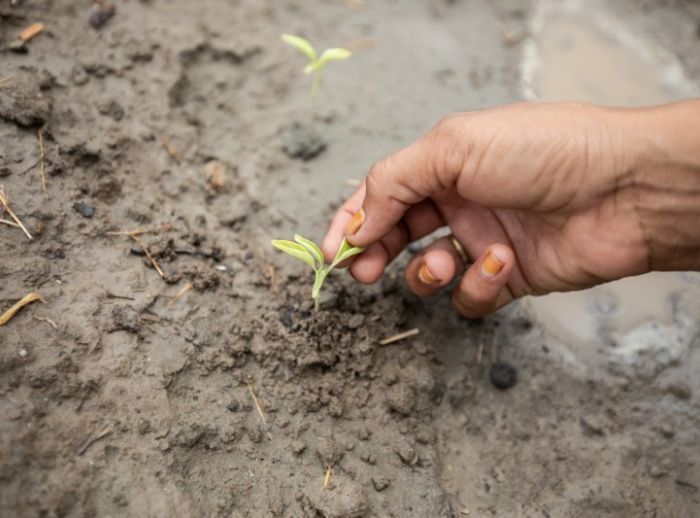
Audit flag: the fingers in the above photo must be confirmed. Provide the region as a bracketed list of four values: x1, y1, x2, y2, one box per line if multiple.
[343, 119, 464, 248]
[404, 236, 464, 297]
[451, 244, 516, 318]
[322, 184, 446, 283]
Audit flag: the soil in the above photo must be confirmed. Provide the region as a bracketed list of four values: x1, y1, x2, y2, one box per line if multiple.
[1, 1, 699, 517]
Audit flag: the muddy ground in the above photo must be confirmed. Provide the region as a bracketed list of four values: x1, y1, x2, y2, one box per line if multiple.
[1, 1, 699, 517]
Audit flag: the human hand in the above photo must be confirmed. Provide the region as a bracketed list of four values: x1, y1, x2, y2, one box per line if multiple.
[322, 101, 700, 317]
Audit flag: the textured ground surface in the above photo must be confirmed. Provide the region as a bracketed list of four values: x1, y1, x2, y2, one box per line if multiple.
[1, 1, 699, 517]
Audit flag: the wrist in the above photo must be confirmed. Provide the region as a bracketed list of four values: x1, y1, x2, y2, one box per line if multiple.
[625, 100, 700, 271]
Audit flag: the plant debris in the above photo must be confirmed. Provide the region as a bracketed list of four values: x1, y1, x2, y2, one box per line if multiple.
[168, 282, 193, 305]
[0, 186, 32, 239]
[160, 135, 182, 164]
[378, 328, 419, 346]
[77, 426, 112, 455]
[246, 380, 272, 441]
[37, 128, 47, 193]
[0, 293, 45, 326]
[20, 22, 45, 42]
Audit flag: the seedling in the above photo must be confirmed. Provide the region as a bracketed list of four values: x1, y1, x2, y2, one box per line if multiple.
[281, 34, 352, 116]
[271, 234, 364, 311]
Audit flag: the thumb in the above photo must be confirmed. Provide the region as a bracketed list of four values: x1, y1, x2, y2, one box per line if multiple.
[344, 118, 464, 247]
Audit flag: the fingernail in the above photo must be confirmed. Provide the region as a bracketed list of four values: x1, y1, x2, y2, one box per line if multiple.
[345, 209, 365, 235]
[418, 263, 440, 284]
[480, 251, 504, 277]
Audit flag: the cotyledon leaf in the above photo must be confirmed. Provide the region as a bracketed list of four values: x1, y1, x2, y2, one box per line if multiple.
[271, 239, 317, 269]
[330, 238, 364, 268]
[304, 48, 352, 73]
[294, 234, 324, 268]
[318, 47, 352, 66]
[281, 34, 317, 62]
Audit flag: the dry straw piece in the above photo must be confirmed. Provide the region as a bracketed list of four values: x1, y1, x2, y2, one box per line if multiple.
[19, 22, 45, 42]
[37, 128, 47, 193]
[168, 282, 193, 306]
[0, 186, 32, 240]
[0, 293, 45, 326]
[378, 328, 420, 346]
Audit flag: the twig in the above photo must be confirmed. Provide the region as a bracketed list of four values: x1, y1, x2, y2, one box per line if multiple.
[105, 292, 135, 301]
[34, 315, 57, 329]
[37, 128, 47, 194]
[105, 224, 171, 237]
[160, 135, 182, 164]
[323, 465, 333, 489]
[245, 380, 272, 441]
[168, 282, 192, 306]
[107, 225, 171, 278]
[476, 339, 484, 365]
[490, 332, 499, 363]
[77, 426, 112, 455]
[0, 186, 32, 240]
[378, 328, 419, 346]
[0, 218, 20, 228]
[0, 293, 45, 326]
[264, 264, 277, 291]
[129, 234, 164, 277]
[0, 74, 15, 87]
[20, 22, 45, 43]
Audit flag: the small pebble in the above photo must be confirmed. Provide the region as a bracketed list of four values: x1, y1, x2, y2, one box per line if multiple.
[73, 201, 95, 218]
[89, 5, 116, 30]
[18, 349, 28, 358]
[371, 476, 390, 492]
[226, 399, 240, 412]
[489, 362, 517, 390]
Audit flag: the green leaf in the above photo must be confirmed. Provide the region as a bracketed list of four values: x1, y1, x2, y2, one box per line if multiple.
[330, 238, 364, 268]
[281, 34, 317, 62]
[304, 47, 352, 73]
[294, 234, 324, 268]
[271, 239, 316, 269]
[318, 47, 352, 66]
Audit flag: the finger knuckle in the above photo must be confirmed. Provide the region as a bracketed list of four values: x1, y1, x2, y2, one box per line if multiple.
[451, 291, 482, 319]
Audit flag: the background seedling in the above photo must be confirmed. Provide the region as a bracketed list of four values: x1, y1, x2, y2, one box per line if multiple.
[271, 234, 363, 311]
[281, 34, 352, 117]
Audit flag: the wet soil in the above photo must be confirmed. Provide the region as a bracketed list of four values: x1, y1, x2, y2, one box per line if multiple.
[1, 1, 699, 517]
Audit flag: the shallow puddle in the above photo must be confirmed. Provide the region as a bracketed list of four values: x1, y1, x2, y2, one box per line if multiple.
[523, 10, 700, 353]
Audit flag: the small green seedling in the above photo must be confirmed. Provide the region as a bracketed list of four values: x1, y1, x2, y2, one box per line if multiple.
[281, 34, 352, 116]
[271, 234, 363, 311]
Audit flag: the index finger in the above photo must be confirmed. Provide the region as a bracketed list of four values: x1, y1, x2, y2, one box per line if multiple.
[344, 118, 464, 248]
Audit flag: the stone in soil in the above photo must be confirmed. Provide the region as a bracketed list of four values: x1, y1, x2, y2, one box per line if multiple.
[89, 5, 116, 30]
[0, 67, 53, 127]
[72, 201, 95, 218]
[371, 476, 390, 492]
[305, 477, 368, 518]
[112, 305, 141, 333]
[282, 123, 326, 161]
[489, 362, 517, 390]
